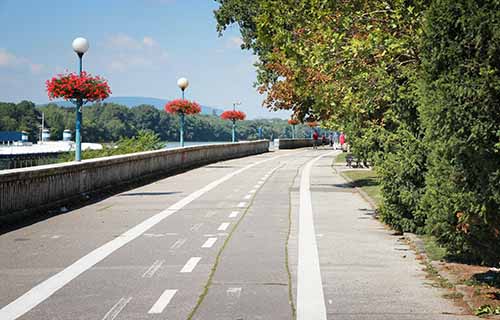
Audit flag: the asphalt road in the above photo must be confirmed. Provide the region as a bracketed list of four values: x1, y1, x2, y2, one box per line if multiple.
[0, 148, 476, 319]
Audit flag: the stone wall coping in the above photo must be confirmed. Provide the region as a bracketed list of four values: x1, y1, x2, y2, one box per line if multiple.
[0, 140, 266, 182]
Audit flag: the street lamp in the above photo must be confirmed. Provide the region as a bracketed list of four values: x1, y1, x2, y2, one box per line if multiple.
[177, 77, 189, 147]
[72, 37, 89, 161]
[232, 102, 241, 143]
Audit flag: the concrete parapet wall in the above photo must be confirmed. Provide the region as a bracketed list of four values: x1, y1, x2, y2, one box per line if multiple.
[276, 138, 314, 149]
[0, 141, 269, 218]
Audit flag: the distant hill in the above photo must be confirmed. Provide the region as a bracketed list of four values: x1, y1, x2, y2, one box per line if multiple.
[46, 96, 224, 116]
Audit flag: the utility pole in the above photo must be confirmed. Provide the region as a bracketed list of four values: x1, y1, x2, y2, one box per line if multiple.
[40, 112, 44, 143]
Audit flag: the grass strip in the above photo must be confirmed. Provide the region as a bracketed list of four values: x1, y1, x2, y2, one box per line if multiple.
[342, 170, 382, 206]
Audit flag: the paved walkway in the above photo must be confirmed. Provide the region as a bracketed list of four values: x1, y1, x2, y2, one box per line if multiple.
[0, 148, 475, 319]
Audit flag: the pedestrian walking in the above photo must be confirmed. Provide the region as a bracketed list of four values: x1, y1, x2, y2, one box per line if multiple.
[329, 132, 334, 147]
[339, 132, 346, 152]
[333, 131, 339, 149]
[312, 130, 319, 149]
[321, 133, 327, 146]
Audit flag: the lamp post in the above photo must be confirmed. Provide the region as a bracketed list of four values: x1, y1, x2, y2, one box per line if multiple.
[177, 77, 189, 147]
[232, 102, 241, 143]
[72, 37, 89, 161]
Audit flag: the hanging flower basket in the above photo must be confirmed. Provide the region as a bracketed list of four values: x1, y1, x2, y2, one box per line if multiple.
[221, 110, 246, 121]
[288, 119, 300, 125]
[46, 71, 111, 102]
[306, 121, 318, 127]
[164, 99, 201, 115]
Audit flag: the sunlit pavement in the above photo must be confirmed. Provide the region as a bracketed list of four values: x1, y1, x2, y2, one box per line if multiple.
[0, 148, 476, 319]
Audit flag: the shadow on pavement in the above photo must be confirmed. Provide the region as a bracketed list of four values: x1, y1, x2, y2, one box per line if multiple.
[358, 207, 377, 218]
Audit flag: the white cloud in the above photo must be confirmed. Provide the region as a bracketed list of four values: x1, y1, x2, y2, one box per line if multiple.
[143, 36, 156, 47]
[0, 48, 20, 66]
[108, 34, 142, 50]
[29, 63, 44, 74]
[0, 48, 44, 75]
[103, 34, 168, 72]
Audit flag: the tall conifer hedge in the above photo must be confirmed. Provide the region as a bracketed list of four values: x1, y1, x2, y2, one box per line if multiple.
[419, 0, 500, 264]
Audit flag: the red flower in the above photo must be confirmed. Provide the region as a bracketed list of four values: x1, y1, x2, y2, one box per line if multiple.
[288, 119, 299, 125]
[164, 99, 201, 115]
[46, 71, 111, 102]
[220, 110, 246, 121]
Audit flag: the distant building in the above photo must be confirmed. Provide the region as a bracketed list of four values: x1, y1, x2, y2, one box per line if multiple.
[0, 131, 28, 145]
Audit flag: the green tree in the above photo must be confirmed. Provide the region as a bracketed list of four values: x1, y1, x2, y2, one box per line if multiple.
[0, 101, 41, 141]
[419, 0, 500, 264]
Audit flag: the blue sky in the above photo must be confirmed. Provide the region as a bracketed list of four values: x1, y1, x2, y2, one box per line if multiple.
[0, 0, 290, 119]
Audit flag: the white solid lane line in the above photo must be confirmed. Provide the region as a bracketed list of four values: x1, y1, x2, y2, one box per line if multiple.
[229, 211, 239, 218]
[102, 297, 132, 320]
[297, 152, 333, 320]
[237, 202, 246, 208]
[180, 257, 201, 273]
[0, 155, 282, 320]
[142, 260, 164, 278]
[201, 237, 217, 248]
[148, 289, 177, 314]
[218, 222, 230, 231]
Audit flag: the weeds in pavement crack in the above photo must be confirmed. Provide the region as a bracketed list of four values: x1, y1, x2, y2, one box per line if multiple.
[286, 166, 301, 320]
[185, 163, 284, 320]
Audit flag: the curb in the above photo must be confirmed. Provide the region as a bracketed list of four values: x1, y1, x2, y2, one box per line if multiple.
[405, 233, 500, 319]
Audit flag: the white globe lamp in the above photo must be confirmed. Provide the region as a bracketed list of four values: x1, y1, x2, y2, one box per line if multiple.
[177, 77, 189, 91]
[72, 37, 89, 55]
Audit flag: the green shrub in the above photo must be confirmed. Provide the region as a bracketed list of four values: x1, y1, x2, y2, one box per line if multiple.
[59, 130, 164, 162]
[419, 0, 500, 264]
[378, 129, 428, 233]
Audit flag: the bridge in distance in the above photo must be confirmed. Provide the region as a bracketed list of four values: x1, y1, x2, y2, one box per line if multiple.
[0, 148, 475, 319]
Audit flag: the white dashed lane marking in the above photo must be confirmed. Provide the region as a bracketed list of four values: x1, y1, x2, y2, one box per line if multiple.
[180, 257, 201, 273]
[0, 154, 283, 320]
[244, 194, 251, 200]
[218, 223, 230, 231]
[237, 202, 246, 208]
[148, 290, 177, 314]
[201, 237, 217, 248]
[229, 211, 239, 218]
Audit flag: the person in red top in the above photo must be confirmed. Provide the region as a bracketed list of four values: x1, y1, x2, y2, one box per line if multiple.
[312, 130, 319, 149]
[339, 132, 346, 151]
